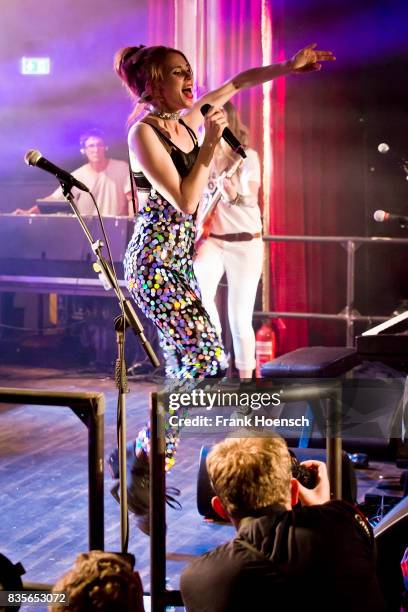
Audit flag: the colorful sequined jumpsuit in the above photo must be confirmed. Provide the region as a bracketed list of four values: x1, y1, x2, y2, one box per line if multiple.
[124, 119, 227, 468]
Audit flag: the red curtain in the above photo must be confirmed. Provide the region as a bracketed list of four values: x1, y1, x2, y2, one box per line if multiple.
[284, 75, 366, 347]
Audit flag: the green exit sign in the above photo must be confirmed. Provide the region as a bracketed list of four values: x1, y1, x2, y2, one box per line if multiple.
[21, 57, 51, 75]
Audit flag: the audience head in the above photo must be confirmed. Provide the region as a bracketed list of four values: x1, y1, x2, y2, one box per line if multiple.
[49, 550, 144, 612]
[207, 436, 295, 522]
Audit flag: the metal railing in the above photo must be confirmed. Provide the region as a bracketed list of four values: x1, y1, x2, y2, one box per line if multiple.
[0, 387, 105, 550]
[255, 235, 408, 346]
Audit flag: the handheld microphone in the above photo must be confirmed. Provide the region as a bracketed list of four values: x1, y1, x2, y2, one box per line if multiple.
[373, 209, 408, 225]
[24, 150, 90, 193]
[200, 104, 247, 159]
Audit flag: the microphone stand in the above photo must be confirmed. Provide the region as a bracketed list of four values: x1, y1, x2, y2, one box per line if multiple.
[59, 181, 160, 551]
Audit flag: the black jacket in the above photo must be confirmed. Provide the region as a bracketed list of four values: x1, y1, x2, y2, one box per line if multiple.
[180, 501, 386, 612]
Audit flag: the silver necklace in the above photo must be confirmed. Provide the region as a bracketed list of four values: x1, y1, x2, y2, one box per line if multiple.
[149, 108, 181, 121]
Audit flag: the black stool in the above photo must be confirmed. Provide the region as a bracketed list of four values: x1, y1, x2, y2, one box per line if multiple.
[261, 346, 360, 498]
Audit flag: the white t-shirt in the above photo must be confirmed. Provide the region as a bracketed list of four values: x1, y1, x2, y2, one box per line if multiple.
[201, 148, 262, 235]
[48, 159, 131, 216]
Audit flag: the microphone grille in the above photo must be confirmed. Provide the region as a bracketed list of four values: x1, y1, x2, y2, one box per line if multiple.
[24, 149, 42, 166]
[200, 104, 211, 116]
[373, 209, 386, 222]
[377, 143, 389, 154]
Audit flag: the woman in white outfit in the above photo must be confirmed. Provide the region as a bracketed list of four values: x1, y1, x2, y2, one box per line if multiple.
[194, 102, 263, 380]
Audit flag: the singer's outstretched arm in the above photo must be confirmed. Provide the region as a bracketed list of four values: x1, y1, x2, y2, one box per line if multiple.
[126, 43, 334, 214]
[184, 43, 335, 131]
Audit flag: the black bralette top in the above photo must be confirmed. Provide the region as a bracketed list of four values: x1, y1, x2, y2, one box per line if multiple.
[132, 118, 199, 192]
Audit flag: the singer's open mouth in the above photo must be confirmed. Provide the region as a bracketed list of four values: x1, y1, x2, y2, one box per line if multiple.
[182, 87, 193, 99]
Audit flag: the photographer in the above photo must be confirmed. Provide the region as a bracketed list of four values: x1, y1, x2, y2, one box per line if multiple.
[180, 436, 385, 612]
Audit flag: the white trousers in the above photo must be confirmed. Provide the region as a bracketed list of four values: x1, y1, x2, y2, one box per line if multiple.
[194, 236, 264, 374]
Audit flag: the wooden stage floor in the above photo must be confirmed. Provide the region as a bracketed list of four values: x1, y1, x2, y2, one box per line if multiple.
[0, 365, 404, 611]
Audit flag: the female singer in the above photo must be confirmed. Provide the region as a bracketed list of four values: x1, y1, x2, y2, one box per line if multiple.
[110, 43, 335, 529]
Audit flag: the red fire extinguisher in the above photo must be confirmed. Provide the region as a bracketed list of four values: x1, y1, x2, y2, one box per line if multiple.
[255, 320, 276, 378]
